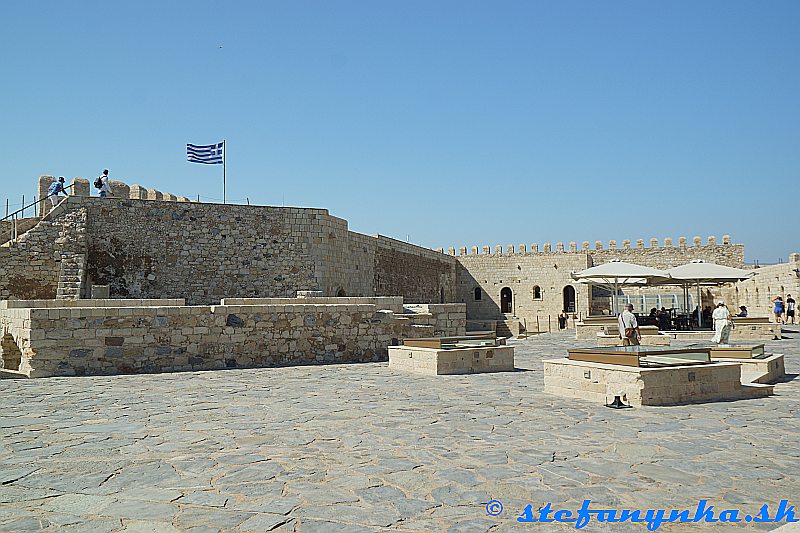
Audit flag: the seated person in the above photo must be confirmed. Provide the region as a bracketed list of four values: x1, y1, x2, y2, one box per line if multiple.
[737, 305, 748, 317]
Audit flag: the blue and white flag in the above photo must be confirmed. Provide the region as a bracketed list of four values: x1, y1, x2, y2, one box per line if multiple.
[187, 141, 224, 164]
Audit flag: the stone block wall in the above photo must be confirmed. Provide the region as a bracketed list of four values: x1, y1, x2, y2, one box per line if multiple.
[84, 199, 322, 304]
[0, 217, 40, 245]
[373, 236, 457, 304]
[8, 196, 458, 306]
[220, 297, 405, 314]
[9, 303, 437, 378]
[456, 252, 591, 322]
[401, 303, 467, 336]
[719, 255, 800, 319]
[0, 206, 87, 300]
[452, 235, 745, 321]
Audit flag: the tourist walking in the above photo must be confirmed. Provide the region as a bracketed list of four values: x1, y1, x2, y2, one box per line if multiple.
[617, 304, 640, 346]
[95, 169, 113, 198]
[772, 296, 785, 324]
[711, 301, 732, 344]
[787, 295, 796, 325]
[47, 177, 69, 207]
[558, 311, 568, 330]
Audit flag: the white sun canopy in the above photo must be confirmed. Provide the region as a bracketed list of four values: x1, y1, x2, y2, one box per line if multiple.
[655, 260, 755, 327]
[571, 260, 672, 315]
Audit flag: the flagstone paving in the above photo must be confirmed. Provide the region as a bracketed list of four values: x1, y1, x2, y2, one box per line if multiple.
[1, 330, 798, 532]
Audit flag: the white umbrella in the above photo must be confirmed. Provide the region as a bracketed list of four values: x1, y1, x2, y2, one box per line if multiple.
[571, 260, 672, 315]
[662, 260, 755, 328]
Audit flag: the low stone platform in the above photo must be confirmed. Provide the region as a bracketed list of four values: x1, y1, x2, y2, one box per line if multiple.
[714, 353, 785, 385]
[543, 358, 773, 406]
[388, 345, 514, 375]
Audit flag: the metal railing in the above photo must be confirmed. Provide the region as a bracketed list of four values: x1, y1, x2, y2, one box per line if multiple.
[1, 184, 75, 243]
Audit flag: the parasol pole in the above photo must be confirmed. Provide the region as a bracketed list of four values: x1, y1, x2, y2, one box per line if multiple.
[697, 281, 703, 328]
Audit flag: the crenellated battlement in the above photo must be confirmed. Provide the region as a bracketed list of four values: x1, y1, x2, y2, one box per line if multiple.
[436, 234, 736, 256]
[37, 175, 192, 218]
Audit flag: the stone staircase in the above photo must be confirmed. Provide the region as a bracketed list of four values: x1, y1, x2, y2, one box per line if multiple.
[56, 252, 86, 300]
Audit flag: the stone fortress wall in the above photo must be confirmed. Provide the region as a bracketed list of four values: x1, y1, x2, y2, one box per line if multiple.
[3, 177, 458, 307]
[4, 174, 797, 342]
[720, 254, 800, 318]
[447, 235, 747, 326]
[0, 298, 466, 378]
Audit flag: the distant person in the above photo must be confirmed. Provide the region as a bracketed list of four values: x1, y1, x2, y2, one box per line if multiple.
[702, 306, 713, 327]
[95, 169, 113, 198]
[712, 302, 732, 345]
[772, 296, 784, 324]
[657, 307, 671, 331]
[787, 295, 796, 325]
[47, 177, 69, 207]
[737, 305, 748, 317]
[617, 304, 640, 346]
[558, 311, 568, 330]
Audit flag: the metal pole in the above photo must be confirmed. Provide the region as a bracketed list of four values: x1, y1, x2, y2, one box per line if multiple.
[697, 281, 703, 328]
[223, 139, 227, 204]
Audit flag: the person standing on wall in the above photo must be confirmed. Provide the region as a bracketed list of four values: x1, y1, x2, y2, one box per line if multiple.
[617, 304, 640, 346]
[786, 295, 796, 325]
[772, 295, 785, 324]
[47, 176, 69, 207]
[95, 169, 113, 198]
[711, 301, 733, 345]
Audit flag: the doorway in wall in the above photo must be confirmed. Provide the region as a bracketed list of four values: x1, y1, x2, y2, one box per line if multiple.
[563, 285, 576, 313]
[500, 287, 513, 314]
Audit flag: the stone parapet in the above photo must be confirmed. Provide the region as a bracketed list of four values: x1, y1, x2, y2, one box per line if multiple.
[1, 302, 437, 378]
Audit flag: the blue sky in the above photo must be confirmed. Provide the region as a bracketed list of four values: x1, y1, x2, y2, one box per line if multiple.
[1, 1, 797, 263]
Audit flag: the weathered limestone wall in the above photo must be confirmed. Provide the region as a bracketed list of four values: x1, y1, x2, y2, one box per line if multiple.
[0, 217, 40, 245]
[0, 206, 87, 300]
[401, 303, 468, 337]
[0, 307, 31, 371]
[85, 199, 322, 304]
[456, 252, 591, 322]
[10, 303, 437, 378]
[221, 297, 405, 313]
[722, 254, 800, 319]
[373, 236, 457, 304]
[453, 236, 745, 321]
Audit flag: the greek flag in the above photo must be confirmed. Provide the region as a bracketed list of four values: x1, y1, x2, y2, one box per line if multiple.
[187, 141, 224, 164]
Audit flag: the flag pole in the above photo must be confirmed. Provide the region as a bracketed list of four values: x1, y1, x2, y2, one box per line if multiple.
[223, 139, 227, 204]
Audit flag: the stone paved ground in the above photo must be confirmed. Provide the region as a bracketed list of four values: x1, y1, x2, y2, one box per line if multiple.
[1, 330, 798, 532]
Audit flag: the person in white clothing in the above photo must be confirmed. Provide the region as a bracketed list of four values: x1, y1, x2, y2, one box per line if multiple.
[96, 169, 113, 198]
[711, 301, 732, 345]
[617, 304, 640, 346]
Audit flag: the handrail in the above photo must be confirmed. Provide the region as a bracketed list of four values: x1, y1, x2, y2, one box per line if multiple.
[1, 184, 75, 223]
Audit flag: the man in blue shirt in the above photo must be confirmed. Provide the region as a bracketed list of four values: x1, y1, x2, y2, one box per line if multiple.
[47, 177, 69, 207]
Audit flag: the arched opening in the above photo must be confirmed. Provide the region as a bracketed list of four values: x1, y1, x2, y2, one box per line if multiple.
[532, 285, 542, 300]
[1, 334, 22, 371]
[474, 287, 482, 301]
[336, 288, 347, 297]
[500, 287, 513, 314]
[563, 285, 576, 313]
[440, 287, 445, 304]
